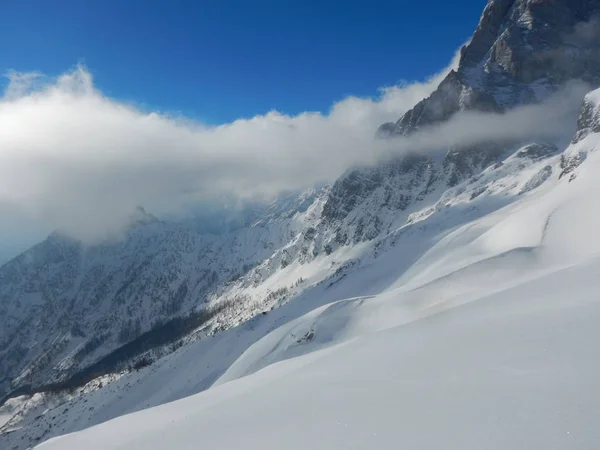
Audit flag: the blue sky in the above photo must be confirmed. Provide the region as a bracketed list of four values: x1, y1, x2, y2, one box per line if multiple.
[1, 0, 485, 124]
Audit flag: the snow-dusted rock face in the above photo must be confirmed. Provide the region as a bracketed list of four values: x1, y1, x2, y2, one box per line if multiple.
[341, 0, 600, 246]
[560, 88, 600, 177]
[461, 0, 600, 90]
[0, 199, 315, 399]
[2, 0, 600, 439]
[573, 89, 600, 143]
[381, 0, 600, 138]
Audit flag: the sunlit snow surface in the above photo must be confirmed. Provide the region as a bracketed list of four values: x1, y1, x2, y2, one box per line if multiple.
[32, 123, 600, 448]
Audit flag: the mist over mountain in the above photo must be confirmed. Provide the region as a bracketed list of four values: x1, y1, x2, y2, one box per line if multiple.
[2, 0, 600, 448]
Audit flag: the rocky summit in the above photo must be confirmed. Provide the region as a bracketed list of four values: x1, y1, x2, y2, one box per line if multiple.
[381, 0, 600, 138]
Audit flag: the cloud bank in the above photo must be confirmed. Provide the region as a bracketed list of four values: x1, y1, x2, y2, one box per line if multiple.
[0, 50, 589, 246]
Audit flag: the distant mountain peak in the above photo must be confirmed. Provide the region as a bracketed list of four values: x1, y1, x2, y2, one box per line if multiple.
[131, 205, 159, 225]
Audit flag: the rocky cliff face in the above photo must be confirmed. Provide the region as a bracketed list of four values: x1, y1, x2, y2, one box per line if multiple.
[0, 198, 314, 398]
[573, 89, 600, 143]
[560, 89, 600, 177]
[330, 0, 600, 246]
[382, 0, 600, 137]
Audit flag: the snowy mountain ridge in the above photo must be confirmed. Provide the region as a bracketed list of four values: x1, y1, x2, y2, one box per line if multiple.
[0, 193, 319, 398]
[2, 0, 600, 447]
[3, 86, 600, 449]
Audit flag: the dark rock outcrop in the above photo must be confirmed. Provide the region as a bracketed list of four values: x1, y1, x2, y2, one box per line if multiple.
[381, 0, 600, 138]
[573, 92, 600, 143]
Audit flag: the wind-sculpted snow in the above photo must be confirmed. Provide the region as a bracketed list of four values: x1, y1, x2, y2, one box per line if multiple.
[29, 127, 600, 450]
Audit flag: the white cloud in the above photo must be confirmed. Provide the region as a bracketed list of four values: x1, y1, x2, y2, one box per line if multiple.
[0, 49, 589, 249]
[0, 56, 458, 244]
[3, 70, 44, 100]
[387, 80, 590, 153]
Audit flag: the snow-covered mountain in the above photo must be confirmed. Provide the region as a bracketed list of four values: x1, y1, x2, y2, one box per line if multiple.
[3, 86, 599, 450]
[2, 0, 600, 448]
[0, 193, 322, 399]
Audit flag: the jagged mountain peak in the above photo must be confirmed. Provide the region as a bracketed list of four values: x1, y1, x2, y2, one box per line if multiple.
[336, 0, 600, 250]
[381, 0, 600, 137]
[131, 206, 159, 225]
[461, 0, 600, 87]
[462, 0, 600, 73]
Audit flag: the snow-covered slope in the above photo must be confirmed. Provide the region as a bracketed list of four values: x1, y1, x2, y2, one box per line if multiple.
[28, 90, 600, 449]
[2, 0, 600, 446]
[3, 0, 600, 402]
[0, 87, 597, 449]
[38, 266, 600, 449]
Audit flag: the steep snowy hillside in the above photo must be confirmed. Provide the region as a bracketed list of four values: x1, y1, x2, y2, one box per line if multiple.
[30, 89, 600, 450]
